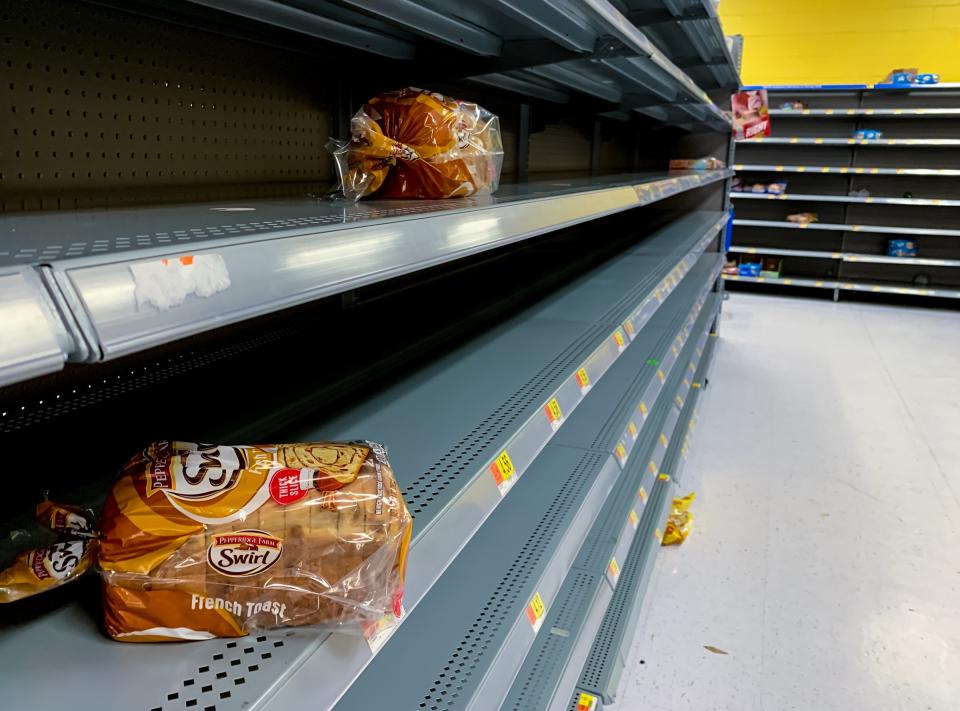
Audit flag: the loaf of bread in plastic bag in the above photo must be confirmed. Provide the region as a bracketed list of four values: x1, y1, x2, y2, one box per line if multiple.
[99, 441, 412, 642]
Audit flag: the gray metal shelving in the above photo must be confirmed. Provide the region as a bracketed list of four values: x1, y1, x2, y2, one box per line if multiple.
[0, 3, 736, 709]
[730, 86, 960, 302]
[734, 218, 960, 237]
[0, 210, 726, 711]
[729, 245, 960, 267]
[770, 108, 960, 117]
[732, 192, 960, 207]
[733, 163, 960, 176]
[0, 170, 729, 388]
[564, 321, 717, 711]
[737, 137, 960, 146]
[722, 273, 960, 299]
[188, 0, 736, 130]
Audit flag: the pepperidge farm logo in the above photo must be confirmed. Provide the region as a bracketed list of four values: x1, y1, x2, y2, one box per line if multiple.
[206, 529, 283, 577]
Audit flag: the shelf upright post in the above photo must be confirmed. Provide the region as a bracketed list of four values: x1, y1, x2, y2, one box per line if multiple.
[591, 118, 603, 175]
[517, 102, 531, 182]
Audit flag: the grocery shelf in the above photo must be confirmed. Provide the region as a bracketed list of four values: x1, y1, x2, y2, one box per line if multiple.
[0, 267, 77, 387]
[731, 192, 960, 208]
[734, 218, 960, 238]
[331, 259, 721, 711]
[843, 253, 960, 267]
[504, 297, 718, 711]
[737, 137, 960, 147]
[629, 0, 741, 90]
[0, 212, 725, 711]
[729, 246, 960, 267]
[723, 273, 960, 299]
[569, 329, 715, 710]
[188, 0, 730, 127]
[770, 108, 960, 118]
[742, 83, 960, 91]
[728, 246, 841, 259]
[0, 170, 729, 388]
[733, 164, 960, 176]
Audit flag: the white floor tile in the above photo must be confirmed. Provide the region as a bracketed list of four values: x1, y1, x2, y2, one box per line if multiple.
[613, 293, 960, 711]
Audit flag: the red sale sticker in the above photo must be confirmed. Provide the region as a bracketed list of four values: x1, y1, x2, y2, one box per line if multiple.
[269, 468, 309, 505]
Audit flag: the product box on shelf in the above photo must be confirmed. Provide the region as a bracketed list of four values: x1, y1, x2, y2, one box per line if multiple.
[760, 257, 783, 278]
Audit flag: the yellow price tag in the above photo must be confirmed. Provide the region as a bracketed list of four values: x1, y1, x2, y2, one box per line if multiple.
[489, 450, 515, 487]
[659, 433, 669, 447]
[655, 527, 663, 542]
[615, 442, 628, 466]
[575, 367, 590, 392]
[526, 592, 546, 632]
[638, 486, 648, 503]
[544, 397, 564, 430]
[613, 330, 626, 350]
[647, 461, 657, 475]
[656, 369, 665, 383]
[627, 420, 638, 439]
[624, 320, 635, 337]
[577, 693, 598, 711]
[639, 402, 648, 417]
[629, 509, 639, 528]
[608, 558, 620, 580]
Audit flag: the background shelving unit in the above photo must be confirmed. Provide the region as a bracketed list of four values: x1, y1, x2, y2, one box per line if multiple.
[0, 2, 738, 711]
[728, 84, 960, 303]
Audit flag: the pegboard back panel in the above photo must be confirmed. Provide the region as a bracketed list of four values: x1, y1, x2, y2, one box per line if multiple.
[1, 0, 332, 212]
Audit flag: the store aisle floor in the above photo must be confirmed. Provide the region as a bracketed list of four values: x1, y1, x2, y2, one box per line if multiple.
[613, 293, 960, 711]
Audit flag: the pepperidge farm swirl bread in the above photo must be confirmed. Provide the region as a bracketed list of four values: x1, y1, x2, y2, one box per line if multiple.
[99, 441, 411, 642]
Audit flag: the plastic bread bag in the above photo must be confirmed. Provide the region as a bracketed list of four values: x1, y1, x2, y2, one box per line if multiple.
[0, 501, 98, 603]
[328, 87, 503, 200]
[99, 441, 412, 642]
[661, 492, 695, 546]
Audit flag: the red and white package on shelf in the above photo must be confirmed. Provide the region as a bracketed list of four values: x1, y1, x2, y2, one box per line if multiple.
[731, 90, 771, 140]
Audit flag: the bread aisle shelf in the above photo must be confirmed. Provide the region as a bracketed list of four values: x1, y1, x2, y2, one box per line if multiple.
[0, 171, 730, 389]
[731, 192, 960, 207]
[734, 218, 960, 237]
[0, 212, 727, 711]
[733, 164, 960, 176]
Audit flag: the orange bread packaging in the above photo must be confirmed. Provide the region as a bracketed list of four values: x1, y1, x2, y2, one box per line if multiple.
[0, 501, 98, 603]
[99, 441, 412, 642]
[329, 87, 503, 200]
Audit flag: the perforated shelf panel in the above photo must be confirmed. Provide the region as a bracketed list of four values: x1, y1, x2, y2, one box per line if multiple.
[1, 0, 330, 212]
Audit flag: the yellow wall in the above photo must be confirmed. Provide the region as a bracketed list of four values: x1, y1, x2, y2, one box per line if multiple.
[719, 0, 960, 85]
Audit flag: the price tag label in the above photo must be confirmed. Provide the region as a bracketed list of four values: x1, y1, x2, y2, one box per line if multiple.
[613, 441, 627, 467]
[544, 398, 564, 431]
[608, 557, 621, 582]
[654, 527, 663, 543]
[363, 605, 404, 653]
[623, 319, 635, 338]
[526, 592, 546, 633]
[629, 508, 640, 528]
[490, 450, 516, 492]
[656, 369, 666, 383]
[675, 395, 684, 408]
[614, 441, 627, 467]
[613, 329, 627, 352]
[639, 402, 648, 418]
[575, 367, 591, 394]
[577, 692, 598, 711]
[627, 420, 638, 440]
[647, 461, 658, 476]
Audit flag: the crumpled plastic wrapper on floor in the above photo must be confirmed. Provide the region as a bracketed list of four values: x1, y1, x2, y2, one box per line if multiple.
[661, 492, 695, 546]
